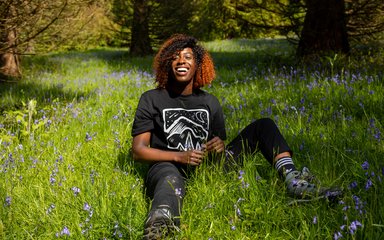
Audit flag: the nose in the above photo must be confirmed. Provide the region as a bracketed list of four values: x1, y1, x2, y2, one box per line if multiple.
[176, 56, 186, 64]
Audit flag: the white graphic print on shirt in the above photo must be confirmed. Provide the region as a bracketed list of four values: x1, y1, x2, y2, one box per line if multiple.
[163, 108, 209, 151]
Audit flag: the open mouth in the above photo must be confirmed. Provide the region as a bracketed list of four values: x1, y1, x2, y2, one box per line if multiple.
[176, 67, 188, 73]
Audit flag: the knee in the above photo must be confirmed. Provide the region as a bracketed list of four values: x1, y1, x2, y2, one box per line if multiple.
[256, 117, 277, 128]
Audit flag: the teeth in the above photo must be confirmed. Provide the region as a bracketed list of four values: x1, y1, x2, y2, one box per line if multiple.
[176, 67, 188, 72]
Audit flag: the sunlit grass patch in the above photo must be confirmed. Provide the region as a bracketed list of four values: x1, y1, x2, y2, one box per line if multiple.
[1, 39, 383, 239]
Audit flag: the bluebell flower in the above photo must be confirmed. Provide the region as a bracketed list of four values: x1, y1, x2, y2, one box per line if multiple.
[4, 196, 11, 207]
[374, 130, 381, 141]
[361, 161, 369, 170]
[50, 175, 56, 185]
[365, 179, 373, 190]
[353, 195, 362, 209]
[90, 170, 97, 184]
[46, 204, 55, 214]
[349, 220, 362, 235]
[313, 216, 317, 224]
[333, 231, 343, 240]
[83, 202, 91, 211]
[299, 142, 304, 151]
[85, 132, 92, 141]
[175, 188, 183, 198]
[238, 170, 244, 180]
[60, 226, 70, 236]
[348, 181, 357, 189]
[342, 205, 350, 211]
[72, 187, 80, 196]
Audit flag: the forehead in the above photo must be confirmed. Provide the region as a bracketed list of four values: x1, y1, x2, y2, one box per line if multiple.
[176, 47, 193, 54]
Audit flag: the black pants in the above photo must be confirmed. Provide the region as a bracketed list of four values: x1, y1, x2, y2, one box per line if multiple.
[145, 118, 292, 224]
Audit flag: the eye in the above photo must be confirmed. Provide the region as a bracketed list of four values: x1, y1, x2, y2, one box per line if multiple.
[185, 55, 193, 60]
[172, 55, 180, 60]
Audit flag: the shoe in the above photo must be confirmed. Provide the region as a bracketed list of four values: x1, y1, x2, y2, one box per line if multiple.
[285, 167, 343, 201]
[142, 205, 180, 240]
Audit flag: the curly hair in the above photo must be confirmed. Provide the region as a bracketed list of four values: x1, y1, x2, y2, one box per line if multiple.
[153, 34, 216, 89]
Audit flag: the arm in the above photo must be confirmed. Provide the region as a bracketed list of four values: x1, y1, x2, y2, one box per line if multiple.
[132, 132, 205, 166]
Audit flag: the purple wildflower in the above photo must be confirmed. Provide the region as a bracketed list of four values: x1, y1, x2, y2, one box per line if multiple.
[71, 187, 80, 196]
[365, 179, 373, 190]
[333, 231, 343, 240]
[231, 225, 236, 231]
[353, 195, 360, 205]
[85, 132, 92, 141]
[46, 204, 55, 214]
[83, 202, 91, 211]
[175, 188, 183, 198]
[50, 175, 56, 185]
[349, 220, 362, 235]
[299, 142, 304, 151]
[60, 226, 70, 236]
[90, 170, 97, 184]
[348, 181, 357, 189]
[4, 196, 11, 207]
[361, 161, 369, 170]
[235, 205, 242, 217]
[238, 170, 244, 180]
[313, 216, 317, 224]
[374, 130, 381, 141]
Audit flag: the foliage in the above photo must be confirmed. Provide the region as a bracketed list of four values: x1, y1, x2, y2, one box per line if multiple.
[110, 0, 134, 47]
[1, 39, 383, 239]
[0, 0, 114, 54]
[346, 0, 384, 42]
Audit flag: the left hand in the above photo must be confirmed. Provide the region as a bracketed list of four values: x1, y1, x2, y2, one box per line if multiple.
[203, 136, 225, 153]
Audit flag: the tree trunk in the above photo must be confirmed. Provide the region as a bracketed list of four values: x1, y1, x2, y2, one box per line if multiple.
[297, 0, 349, 57]
[130, 0, 153, 56]
[0, 4, 21, 80]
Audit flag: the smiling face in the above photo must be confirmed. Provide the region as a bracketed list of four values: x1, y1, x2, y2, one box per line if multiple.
[171, 48, 197, 85]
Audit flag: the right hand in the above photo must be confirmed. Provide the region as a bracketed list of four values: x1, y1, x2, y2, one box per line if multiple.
[177, 149, 205, 166]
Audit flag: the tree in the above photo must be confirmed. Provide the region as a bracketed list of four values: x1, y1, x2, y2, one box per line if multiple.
[297, 0, 349, 56]
[0, 4, 21, 78]
[0, 0, 111, 80]
[345, 0, 384, 42]
[225, 0, 383, 56]
[130, 0, 152, 56]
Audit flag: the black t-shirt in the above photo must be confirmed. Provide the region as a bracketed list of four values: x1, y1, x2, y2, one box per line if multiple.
[132, 88, 226, 152]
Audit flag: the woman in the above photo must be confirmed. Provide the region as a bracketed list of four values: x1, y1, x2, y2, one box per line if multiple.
[131, 34, 341, 239]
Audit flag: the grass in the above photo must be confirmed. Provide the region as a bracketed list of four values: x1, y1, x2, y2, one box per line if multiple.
[0, 39, 383, 239]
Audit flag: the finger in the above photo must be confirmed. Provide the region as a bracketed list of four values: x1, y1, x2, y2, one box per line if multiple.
[189, 156, 200, 166]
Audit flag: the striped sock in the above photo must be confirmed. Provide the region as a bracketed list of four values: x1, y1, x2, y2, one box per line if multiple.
[274, 157, 296, 178]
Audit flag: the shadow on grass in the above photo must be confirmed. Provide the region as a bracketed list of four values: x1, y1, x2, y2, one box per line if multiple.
[0, 80, 87, 113]
[116, 147, 149, 179]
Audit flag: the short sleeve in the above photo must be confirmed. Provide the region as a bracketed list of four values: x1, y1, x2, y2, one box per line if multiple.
[210, 96, 227, 140]
[131, 93, 154, 136]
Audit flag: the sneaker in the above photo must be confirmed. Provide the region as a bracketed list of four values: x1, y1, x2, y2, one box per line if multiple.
[285, 167, 343, 201]
[142, 205, 180, 240]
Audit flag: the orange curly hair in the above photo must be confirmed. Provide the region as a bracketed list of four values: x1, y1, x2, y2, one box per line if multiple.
[153, 34, 216, 89]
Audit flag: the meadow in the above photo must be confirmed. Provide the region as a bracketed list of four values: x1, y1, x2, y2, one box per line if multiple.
[0, 38, 383, 239]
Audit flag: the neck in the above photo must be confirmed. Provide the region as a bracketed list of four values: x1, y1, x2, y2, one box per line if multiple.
[168, 80, 193, 96]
